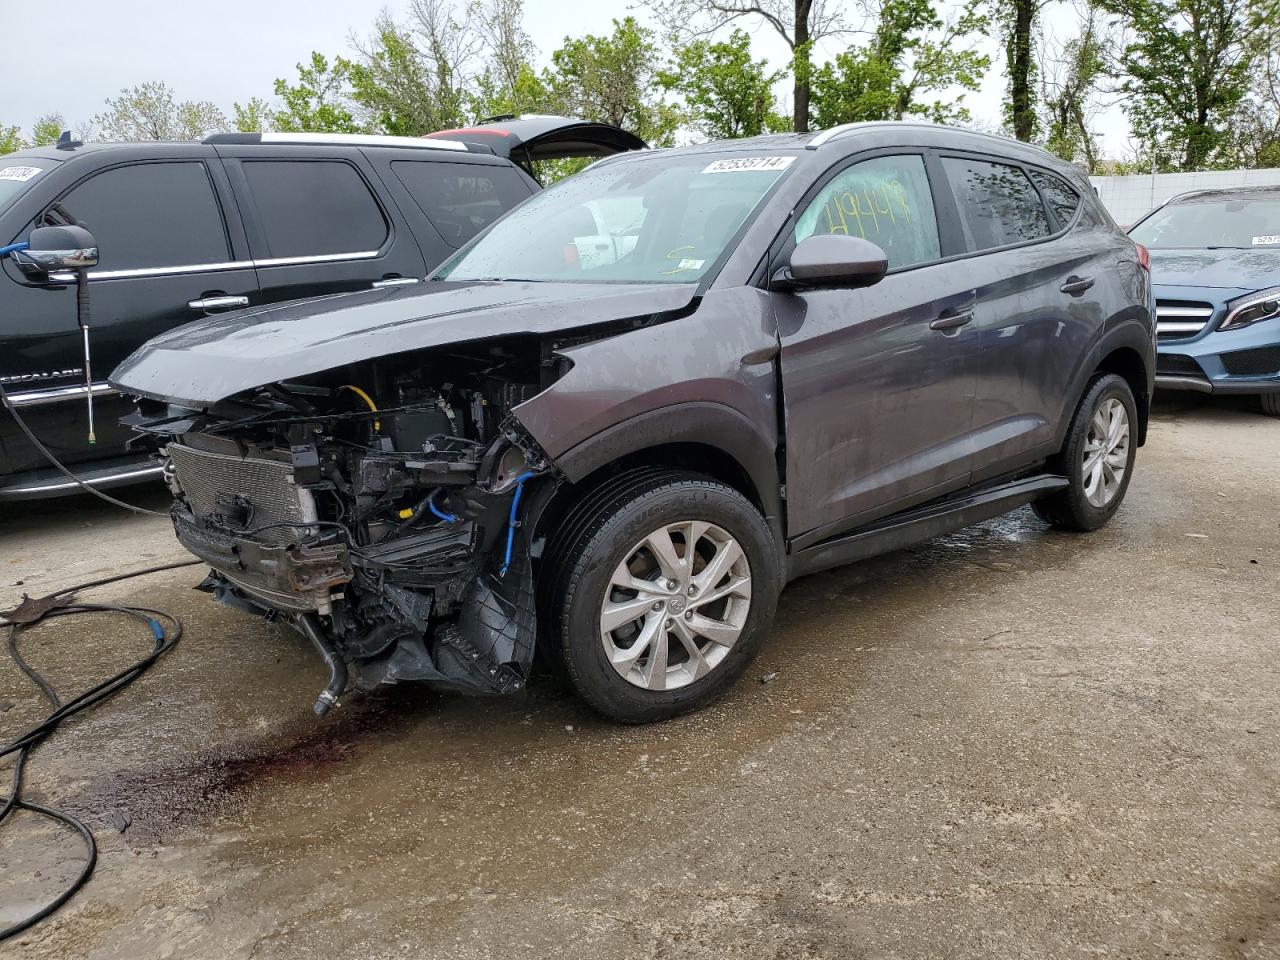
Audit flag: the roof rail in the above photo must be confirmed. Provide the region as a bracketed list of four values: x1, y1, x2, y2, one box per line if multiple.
[806, 123, 864, 148]
[203, 132, 468, 151]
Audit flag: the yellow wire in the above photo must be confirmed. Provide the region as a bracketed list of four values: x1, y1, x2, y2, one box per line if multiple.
[340, 384, 380, 432]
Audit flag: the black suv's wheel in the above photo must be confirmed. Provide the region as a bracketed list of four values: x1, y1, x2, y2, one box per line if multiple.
[1033, 373, 1138, 532]
[546, 472, 780, 723]
[1261, 393, 1280, 417]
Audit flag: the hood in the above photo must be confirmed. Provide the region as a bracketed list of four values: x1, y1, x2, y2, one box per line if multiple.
[110, 280, 697, 407]
[1148, 247, 1280, 293]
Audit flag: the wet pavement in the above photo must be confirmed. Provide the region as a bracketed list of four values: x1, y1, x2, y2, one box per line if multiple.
[1, 395, 1277, 959]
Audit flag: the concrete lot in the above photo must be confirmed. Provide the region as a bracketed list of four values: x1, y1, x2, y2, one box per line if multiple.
[1, 395, 1277, 960]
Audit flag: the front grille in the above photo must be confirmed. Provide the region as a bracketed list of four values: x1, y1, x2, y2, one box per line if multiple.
[1157, 354, 1205, 377]
[1156, 300, 1215, 340]
[1221, 346, 1280, 377]
[166, 441, 305, 546]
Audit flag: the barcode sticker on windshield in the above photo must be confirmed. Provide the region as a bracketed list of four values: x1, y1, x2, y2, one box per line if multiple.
[702, 156, 795, 174]
[0, 166, 41, 183]
[1252, 235, 1280, 245]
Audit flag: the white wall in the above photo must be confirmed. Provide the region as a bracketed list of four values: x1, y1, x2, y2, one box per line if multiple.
[1089, 168, 1280, 226]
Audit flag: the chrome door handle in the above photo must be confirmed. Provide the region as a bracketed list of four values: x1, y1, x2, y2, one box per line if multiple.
[188, 295, 249, 311]
[929, 309, 974, 331]
[1059, 275, 1094, 295]
[372, 277, 421, 288]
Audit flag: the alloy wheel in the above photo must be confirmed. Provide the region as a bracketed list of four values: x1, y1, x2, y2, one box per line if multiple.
[1082, 397, 1130, 508]
[599, 520, 752, 691]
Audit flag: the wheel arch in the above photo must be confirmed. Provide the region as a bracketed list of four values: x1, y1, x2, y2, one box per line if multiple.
[1055, 319, 1154, 450]
[526, 402, 784, 553]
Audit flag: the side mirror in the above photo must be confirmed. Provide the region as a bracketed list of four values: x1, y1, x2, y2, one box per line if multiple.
[11, 224, 98, 277]
[775, 234, 888, 291]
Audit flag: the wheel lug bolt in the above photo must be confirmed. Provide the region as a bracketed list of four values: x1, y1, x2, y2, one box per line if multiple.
[666, 579, 677, 590]
[687, 586, 696, 596]
[684, 610, 693, 620]
[665, 618, 673, 628]
[652, 601, 663, 611]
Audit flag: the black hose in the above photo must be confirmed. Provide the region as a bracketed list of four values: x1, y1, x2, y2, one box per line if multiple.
[0, 380, 166, 517]
[1, 559, 197, 942]
[298, 613, 347, 716]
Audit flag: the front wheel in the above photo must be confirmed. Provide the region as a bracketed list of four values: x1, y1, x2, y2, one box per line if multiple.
[1033, 373, 1138, 532]
[1261, 393, 1280, 417]
[547, 473, 780, 723]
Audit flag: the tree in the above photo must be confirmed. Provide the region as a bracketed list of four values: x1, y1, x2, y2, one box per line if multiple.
[272, 52, 363, 133]
[1229, 49, 1280, 167]
[641, 0, 854, 132]
[30, 114, 64, 147]
[232, 98, 274, 133]
[1097, 0, 1279, 170]
[1040, 4, 1107, 170]
[810, 0, 991, 127]
[658, 29, 788, 139]
[546, 17, 683, 146]
[470, 0, 551, 119]
[94, 82, 226, 141]
[0, 126, 22, 155]
[994, 0, 1042, 141]
[348, 3, 477, 136]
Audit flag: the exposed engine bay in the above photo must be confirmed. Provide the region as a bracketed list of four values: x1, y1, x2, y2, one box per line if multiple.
[127, 337, 561, 714]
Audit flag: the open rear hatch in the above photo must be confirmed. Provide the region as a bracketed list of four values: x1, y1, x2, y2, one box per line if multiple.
[424, 115, 646, 174]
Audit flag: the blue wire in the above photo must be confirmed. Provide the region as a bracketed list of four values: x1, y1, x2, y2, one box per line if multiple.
[427, 489, 460, 523]
[499, 471, 538, 577]
[0, 241, 29, 257]
[148, 619, 165, 641]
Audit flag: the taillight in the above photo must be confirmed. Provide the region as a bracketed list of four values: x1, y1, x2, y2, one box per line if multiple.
[1135, 243, 1150, 272]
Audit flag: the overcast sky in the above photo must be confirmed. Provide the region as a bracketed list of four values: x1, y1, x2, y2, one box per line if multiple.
[0, 0, 1131, 156]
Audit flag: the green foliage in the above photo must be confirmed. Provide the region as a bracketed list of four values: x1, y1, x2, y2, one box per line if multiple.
[995, 0, 1039, 141]
[272, 52, 363, 133]
[547, 17, 683, 147]
[30, 114, 63, 147]
[232, 98, 273, 133]
[94, 81, 226, 141]
[658, 29, 788, 139]
[0, 126, 23, 155]
[1097, 0, 1279, 170]
[348, 11, 468, 136]
[810, 0, 990, 128]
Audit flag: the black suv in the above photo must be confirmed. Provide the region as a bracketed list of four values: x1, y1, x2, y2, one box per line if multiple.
[111, 123, 1154, 722]
[0, 118, 643, 498]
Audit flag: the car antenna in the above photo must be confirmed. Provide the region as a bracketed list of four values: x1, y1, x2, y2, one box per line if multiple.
[55, 130, 83, 150]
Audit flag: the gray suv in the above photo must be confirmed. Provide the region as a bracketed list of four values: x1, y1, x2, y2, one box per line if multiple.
[111, 122, 1155, 722]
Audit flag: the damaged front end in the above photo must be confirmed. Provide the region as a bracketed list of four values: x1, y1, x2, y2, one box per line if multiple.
[128, 339, 556, 714]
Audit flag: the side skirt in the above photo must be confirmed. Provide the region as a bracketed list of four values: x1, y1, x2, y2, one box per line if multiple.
[784, 474, 1068, 582]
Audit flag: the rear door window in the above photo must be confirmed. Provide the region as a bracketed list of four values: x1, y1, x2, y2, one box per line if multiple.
[55, 161, 230, 272]
[1029, 169, 1081, 228]
[391, 161, 533, 247]
[941, 157, 1051, 251]
[241, 160, 388, 259]
[795, 154, 941, 270]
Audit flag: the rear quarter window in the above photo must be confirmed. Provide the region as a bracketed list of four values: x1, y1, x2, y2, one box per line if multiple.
[392, 161, 533, 248]
[1029, 169, 1082, 228]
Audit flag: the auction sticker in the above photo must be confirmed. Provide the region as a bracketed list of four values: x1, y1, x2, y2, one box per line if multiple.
[1252, 235, 1280, 246]
[0, 165, 41, 182]
[702, 156, 795, 174]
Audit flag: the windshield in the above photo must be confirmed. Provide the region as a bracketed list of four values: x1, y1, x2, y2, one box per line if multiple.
[1130, 197, 1280, 249]
[434, 151, 797, 284]
[0, 160, 52, 216]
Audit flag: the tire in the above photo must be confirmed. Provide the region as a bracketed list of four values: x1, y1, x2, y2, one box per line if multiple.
[1033, 373, 1138, 532]
[546, 471, 780, 723]
[1261, 393, 1280, 417]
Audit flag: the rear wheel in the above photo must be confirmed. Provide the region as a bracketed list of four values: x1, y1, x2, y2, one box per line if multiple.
[1033, 373, 1137, 532]
[1261, 393, 1280, 417]
[546, 472, 779, 723]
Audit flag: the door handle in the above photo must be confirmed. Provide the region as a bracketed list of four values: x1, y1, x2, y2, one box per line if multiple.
[188, 295, 249, 312]
[929, 308, 974, 331]
[372, 277, 421, 288]
[1059, 275, 1095, 295]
